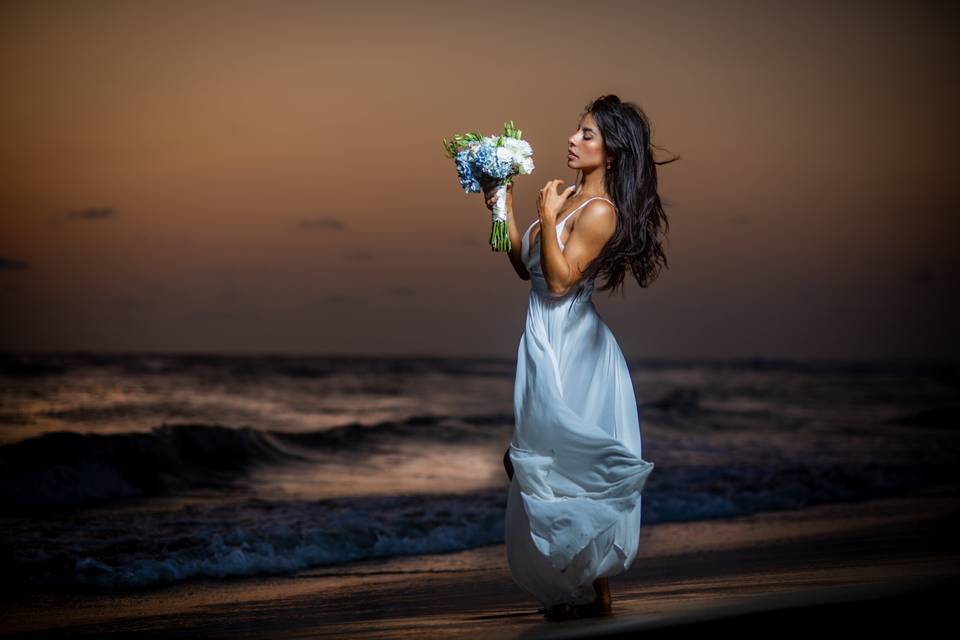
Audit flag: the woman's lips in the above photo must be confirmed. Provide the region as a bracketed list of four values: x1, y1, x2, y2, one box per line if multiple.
[568, 151, 578, 159]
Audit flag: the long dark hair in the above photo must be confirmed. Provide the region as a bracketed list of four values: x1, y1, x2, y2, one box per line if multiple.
[572, 94, 678, 303]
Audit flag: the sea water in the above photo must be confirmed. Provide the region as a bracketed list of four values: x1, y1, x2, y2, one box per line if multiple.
[1, 352, 956, 594]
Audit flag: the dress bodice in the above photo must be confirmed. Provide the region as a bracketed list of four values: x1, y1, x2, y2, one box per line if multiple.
[521, 196, 615, 302]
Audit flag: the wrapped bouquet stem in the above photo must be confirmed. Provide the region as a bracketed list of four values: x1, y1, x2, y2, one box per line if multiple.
[443, 120, 535, 252]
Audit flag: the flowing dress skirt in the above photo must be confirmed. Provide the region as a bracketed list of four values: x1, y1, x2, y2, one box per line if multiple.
[505, 287, 654, 607]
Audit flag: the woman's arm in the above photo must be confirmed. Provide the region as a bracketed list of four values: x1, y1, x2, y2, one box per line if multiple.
[539, 188, 616, 297]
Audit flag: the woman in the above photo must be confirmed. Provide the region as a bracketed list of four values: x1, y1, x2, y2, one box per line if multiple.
[483, 95, 675, 621]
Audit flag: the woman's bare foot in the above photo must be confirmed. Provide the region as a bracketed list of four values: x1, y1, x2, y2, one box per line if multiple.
[574, 577, 613, 617]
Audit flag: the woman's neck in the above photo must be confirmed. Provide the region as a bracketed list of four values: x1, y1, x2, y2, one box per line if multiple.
[576, 169, 609, 198]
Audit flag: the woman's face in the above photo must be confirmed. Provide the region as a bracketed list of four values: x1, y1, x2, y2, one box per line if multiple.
[567, 113, 606, 170]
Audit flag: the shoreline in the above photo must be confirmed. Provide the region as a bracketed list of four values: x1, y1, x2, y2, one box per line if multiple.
[4, 485, 959, 638]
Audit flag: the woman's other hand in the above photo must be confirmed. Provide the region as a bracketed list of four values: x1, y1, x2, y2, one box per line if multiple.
[537, 179, 575, 222]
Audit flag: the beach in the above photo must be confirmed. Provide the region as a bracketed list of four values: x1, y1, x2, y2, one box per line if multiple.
[5, 484, 958, 638]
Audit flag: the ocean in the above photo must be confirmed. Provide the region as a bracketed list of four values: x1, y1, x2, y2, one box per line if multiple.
[1, 352, 957, 596]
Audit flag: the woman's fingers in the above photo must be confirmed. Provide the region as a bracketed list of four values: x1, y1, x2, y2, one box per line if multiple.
[540, 178, 563, 195]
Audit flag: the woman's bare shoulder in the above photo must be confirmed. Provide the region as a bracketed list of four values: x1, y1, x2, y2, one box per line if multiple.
[571, 199, 617, 238]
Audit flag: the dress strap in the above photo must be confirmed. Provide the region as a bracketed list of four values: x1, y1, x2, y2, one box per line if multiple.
[558, 196, 616, 227]
[524, 196, 616, 248]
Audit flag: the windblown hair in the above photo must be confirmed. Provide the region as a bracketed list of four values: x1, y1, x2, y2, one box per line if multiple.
[572, 95, 678, 303]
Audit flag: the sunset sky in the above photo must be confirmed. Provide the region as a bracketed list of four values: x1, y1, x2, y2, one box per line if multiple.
[1, 0, 957, 360]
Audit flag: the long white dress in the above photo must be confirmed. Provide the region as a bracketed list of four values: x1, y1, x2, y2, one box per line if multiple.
[505, 196, 655, 607]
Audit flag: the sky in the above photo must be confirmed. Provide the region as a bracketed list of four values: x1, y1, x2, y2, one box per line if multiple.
[1, 0, 957, 360]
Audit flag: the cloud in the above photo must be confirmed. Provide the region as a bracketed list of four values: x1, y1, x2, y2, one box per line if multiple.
[0, 256, 30, 270]
[299, 217, 345, 230]
[46, 206, 117, 228]
[68, 207, 115, 220]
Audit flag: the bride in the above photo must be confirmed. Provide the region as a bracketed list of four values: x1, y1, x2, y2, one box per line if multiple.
[483, 94, 675, 621]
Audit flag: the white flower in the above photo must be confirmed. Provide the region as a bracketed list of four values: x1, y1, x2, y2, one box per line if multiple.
[495, 145, 514, 164]
[504, 138, 532, 158]
[514, 139, 534, 158]
[519, 157, 535, 174]
[494, 138, 533, 169]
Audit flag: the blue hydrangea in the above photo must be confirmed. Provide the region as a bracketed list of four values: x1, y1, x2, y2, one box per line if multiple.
[455, 148, 481, 193]
[453, 140, 516, 193]
[456, 147, 481, 193]
[475, 142, 512, 180]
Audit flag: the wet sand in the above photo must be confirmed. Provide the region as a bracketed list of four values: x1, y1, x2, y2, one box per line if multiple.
[4, 485, 960, 638]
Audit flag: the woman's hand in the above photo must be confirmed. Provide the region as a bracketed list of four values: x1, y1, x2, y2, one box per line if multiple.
[482, 178, 512, 211]
[537, 179, 575, 223]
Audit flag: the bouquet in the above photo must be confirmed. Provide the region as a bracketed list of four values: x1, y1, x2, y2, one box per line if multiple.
[442, 120, 534, 252]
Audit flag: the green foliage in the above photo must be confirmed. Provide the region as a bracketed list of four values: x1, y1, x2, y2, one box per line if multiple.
[441, 120, 523, 157]
[441, 131, 482, 158]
